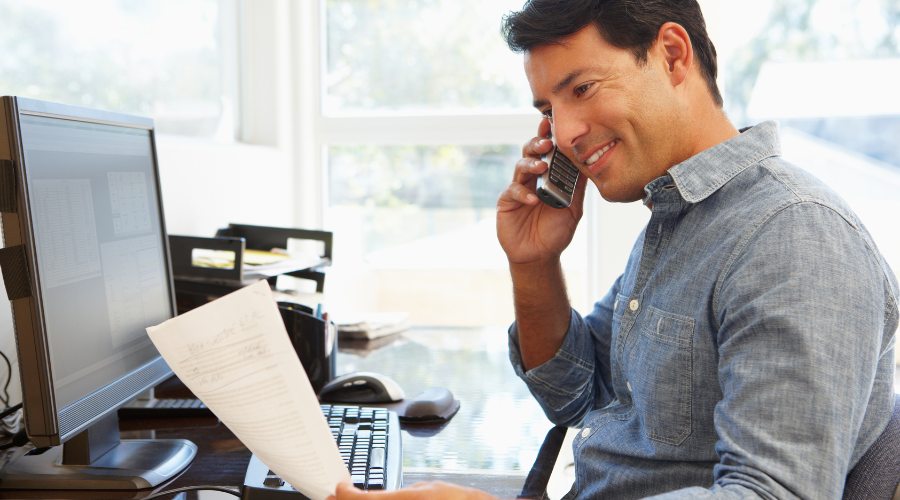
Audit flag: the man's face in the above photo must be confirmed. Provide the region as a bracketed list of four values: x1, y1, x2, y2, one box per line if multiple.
[525, 24, 684, 203]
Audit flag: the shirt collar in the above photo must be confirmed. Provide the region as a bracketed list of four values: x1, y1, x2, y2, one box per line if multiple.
[661, 121, 782, 204]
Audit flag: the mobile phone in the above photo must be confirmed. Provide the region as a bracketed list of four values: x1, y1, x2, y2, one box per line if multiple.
[535, 141, 579, 209]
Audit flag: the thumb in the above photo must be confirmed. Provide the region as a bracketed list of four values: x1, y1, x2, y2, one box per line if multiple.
[334, 482, 365, 499]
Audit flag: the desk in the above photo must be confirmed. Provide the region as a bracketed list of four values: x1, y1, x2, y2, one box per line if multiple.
[0, 327, 553, 499]
[338, 327, 553, 495]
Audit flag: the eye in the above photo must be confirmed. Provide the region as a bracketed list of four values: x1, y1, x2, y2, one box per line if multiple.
[541, 109, 553, 123]
[575, 82, 593, 97]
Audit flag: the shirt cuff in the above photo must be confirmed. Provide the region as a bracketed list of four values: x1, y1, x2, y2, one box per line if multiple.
[508, 308, 596, 411]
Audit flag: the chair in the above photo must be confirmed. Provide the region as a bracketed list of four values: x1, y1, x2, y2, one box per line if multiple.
[519, 394, 900, 500]
[518, 425, 567, 500]
[842, 393, 900, 500]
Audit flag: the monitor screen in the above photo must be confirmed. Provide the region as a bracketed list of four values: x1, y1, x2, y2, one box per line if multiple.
[18, 115, 171, 411]
[0, 97, 194, 490]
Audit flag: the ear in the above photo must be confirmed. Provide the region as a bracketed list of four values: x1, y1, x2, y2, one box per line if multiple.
[655, 22, 693, 88]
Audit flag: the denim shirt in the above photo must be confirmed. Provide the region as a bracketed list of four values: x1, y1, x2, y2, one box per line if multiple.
[509, 121, 899, 499]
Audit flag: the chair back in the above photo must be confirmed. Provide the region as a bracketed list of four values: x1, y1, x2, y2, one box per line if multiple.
[519, 426, 567, 500]
[843, 394, 900, 500]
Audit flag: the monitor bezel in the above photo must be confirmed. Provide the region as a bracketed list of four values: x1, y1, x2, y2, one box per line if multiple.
[0, 96, 178, 447]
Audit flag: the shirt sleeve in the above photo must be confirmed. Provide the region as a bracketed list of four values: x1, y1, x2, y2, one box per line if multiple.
[508, 275, 623, 427]
[644, 201, 898, 499]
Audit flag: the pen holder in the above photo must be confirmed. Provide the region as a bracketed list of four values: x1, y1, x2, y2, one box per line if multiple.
[279, 304, 337, 394]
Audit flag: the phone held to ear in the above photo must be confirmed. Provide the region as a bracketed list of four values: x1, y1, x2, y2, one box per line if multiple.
[536, 140, 579, 209]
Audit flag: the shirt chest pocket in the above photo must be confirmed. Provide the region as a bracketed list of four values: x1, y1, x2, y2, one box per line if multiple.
[626, 306, 695, 446]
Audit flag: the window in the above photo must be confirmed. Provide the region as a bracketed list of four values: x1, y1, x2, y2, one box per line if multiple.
[703, 0, 900, 360]
[316, 0, 900, 329]
[707, 0, 900, 273]
[317, 0, 596, 326]
[324, 0, 532, 113]
[0, 0, 236, 139]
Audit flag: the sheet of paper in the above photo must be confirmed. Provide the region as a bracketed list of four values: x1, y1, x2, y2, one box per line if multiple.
[146, 280, 349, 500]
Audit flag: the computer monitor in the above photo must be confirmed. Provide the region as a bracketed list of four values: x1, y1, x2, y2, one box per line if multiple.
[0, 96, 196, 489]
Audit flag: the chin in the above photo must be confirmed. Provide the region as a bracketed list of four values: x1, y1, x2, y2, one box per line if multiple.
[594, 182, 644, 204]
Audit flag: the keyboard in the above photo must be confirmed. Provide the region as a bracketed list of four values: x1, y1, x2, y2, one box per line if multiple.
[117, 398, 215, 419]
[242, 404, 402, 499]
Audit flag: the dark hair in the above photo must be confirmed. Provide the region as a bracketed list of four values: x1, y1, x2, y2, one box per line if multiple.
[501, 0, 723, 107]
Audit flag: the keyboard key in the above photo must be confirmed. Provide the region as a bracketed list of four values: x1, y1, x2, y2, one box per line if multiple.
[366, 478, 384, 490]
[264, 475, 285, 487]
[352, 475, 367, 488]
[369, 447, 385, 469]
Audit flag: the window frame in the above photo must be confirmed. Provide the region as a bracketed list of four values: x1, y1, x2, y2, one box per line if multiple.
[292, 0, 615, 312]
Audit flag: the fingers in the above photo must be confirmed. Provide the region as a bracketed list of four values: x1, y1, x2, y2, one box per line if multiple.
[523, 136, 553, 159]
[334, 483, 405, 500]
[498, 181, 540, 210]
[334, 481, 487, 500]
[523, 117, 553, 157]
[334, 483, 366, 500]
[500, 117, 558, 212]
[512, 155, 549, 185]
[334, 482, 437, 497]
[537, 116, 551, 139]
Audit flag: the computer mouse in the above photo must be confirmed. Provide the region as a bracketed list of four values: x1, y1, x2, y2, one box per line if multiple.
[318, 371, 406, 404]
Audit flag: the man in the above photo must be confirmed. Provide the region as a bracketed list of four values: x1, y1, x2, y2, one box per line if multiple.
[333, 0, 899, 498]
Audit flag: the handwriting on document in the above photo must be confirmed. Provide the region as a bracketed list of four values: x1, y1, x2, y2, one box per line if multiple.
[147, 280, 349, 500]
[185, 310, 265, 356]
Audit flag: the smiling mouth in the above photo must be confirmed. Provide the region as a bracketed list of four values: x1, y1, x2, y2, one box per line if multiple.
[584, 139, 620, 166]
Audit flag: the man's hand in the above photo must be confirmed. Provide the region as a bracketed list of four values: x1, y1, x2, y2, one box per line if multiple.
[329, 481, 500, 500]
[496, 118, 588, 371]
[497, 117, 587, 266]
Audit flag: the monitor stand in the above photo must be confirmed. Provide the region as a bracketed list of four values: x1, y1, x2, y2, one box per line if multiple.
[0, 412, 197, 490]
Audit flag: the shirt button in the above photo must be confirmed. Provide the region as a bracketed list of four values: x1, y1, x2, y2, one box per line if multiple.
[627, 381, 632, 392]
[629, 300, 639, 311]
[581, 428, 591, 438]
[614, 300, 619, 310]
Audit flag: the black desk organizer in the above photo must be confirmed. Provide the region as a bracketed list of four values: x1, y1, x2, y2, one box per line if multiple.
[169, 223, 333, 314]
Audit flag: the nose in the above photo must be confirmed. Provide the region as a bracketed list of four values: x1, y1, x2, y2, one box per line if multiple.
[550, 105, 590, 150]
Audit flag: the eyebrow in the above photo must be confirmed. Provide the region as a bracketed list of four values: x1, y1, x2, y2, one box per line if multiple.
[532, 68, 586, 109]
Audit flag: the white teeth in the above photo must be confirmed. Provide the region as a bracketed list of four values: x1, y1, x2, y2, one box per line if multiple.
[585, 139, 619, 166]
